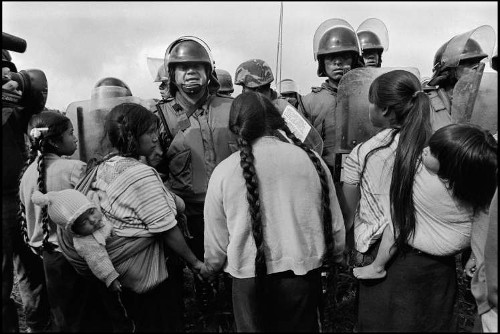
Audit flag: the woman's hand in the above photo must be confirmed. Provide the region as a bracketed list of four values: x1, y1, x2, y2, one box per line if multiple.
[200, 263, 217, 282]
[464, 255, 477, 278]
[109, 279, 122, 292]
[189, 259, 205, 281]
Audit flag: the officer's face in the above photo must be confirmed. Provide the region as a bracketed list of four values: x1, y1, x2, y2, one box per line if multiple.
[362, 50, 380, 68]
[324, 52, 353, 82]
[159, 81, 169, 100]
[174, 62, 208, 90]
[455, 59, 481, 80]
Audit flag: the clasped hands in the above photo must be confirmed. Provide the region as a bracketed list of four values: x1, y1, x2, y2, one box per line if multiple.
[189, 260, 217, 283]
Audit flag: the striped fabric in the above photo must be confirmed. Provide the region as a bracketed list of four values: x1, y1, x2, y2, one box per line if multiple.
[92, 156, 178, 237]
[342, 129, 399, 253]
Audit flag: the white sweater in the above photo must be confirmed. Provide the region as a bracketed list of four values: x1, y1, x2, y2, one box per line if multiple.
[203, 136, 345, 279]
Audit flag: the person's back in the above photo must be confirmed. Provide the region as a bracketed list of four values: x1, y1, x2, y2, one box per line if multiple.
[202, 91, 345, 332]
[205, 137, 341, 277]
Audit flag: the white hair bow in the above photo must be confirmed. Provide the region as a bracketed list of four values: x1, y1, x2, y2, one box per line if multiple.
[29, 127, 49, 139]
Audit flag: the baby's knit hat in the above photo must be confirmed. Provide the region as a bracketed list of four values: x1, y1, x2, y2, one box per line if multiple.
[32, 189, 97, 231]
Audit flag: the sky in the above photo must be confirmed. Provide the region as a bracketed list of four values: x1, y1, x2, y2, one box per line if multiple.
[3, 1, 498, 111]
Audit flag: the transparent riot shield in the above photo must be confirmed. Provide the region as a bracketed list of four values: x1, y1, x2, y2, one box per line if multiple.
[313, 18, 360, 61]
[146, 56, 165, 82]
[335, 67, 420, 181]
[451, 62, 486, 124]
[356, 18, 389, 52]
[455, 71, 498, 133]
[65, 95, 152, 163]
[436, 25, 495, 73]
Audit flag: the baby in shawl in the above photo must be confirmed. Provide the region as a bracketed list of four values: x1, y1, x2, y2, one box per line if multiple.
[32, 189, 122, 291]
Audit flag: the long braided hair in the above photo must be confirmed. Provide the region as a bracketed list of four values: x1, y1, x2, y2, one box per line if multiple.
[17, 111, 73, 253]
[228, 91, 335, 281]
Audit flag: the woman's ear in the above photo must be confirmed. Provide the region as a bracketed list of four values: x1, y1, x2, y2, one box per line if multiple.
[47, 138, 59, 149]
[381, 107, 390, 116]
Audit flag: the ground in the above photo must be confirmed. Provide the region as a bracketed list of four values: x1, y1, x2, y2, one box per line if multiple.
[12, 254, 477, 332]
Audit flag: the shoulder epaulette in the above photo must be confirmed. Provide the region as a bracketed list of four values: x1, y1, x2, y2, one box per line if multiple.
[311, 86, 323, 93]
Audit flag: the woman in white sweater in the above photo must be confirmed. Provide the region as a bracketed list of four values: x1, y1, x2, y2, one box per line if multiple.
[200, 91, 345, 332]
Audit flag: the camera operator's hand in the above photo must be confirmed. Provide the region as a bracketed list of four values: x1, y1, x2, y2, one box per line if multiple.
[2, 67, 22, 95]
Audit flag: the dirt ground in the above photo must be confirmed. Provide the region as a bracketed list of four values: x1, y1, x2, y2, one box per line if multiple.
[12, 255, 476, 332]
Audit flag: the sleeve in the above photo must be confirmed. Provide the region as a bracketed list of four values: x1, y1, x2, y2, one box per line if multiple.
[484, 189, 498, 310]
[203, 167, 229, 274]
[121, 165, 177, 234]
[342, 144, 362, 185]
[73, 236, 120, 287]
[69, 161, 87, 187]
[319, 155, 346, 263]
[321, 105, 336, 170]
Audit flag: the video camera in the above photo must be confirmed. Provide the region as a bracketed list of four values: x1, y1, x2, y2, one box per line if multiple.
[2, 32, 48, 112]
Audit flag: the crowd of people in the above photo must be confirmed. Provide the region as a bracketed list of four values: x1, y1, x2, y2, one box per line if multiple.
[2, 16, 498, 333]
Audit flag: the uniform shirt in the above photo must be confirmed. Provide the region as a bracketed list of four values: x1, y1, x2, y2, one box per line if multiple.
[343, 129, 397, 253]
[19, 153, 87, 249]
[203, 136, 345, 279]
[156, 92, 236, 207]
[92, 156, 178, 237]
[301, 81, 337, 169]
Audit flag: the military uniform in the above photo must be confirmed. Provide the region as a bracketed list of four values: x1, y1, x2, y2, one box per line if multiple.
[300, 82, 337, 172]
[155, 93, 236, 207]
[234, 59, 324, 155]
[426, 88, 452, 132]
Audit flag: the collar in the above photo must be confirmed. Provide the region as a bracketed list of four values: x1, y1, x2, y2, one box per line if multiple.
[174, 89, 210, 118]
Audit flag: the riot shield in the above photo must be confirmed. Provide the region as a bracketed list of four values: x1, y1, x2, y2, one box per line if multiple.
[356, 18, 389, 52]
[451, 62, 486, 124]
[65, 95, 153, 163]
[146, 56, 165, 82]
[454, 71, 498, 132]
[335, 67, 420, 181]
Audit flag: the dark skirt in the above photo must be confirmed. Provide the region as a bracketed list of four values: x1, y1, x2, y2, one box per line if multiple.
[232, 268, 321, 332]
[357, 241, 458, 332]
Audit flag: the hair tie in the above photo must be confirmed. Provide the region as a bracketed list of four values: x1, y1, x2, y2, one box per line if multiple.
[29, 127, 49, 139]
[412, 90, 424, 99]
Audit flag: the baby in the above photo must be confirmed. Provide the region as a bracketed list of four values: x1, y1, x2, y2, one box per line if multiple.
[32, 189, 122, 291]
[353, 124, 497, 280]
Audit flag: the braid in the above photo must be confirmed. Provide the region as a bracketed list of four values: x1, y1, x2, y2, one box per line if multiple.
[282, 126, 334, 267]
[238, 137, 267, 278]
[17, 142, 39, 247]
[37, 153, 56, 253]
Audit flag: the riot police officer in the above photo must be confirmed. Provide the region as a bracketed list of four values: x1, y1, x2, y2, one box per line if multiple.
[155, 36, 236, 321]
[356, 18, 389, 68]
[215, 68, 234, 98]
[300, 19, 364, 177]
[234, 58, 324, 155]
[155, 63, 170, 101]
[278, 78, 301, 108]
[426, 25, 495, 131]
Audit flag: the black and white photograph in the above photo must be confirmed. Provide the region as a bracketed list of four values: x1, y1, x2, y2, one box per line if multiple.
[2, 1, 498, 332]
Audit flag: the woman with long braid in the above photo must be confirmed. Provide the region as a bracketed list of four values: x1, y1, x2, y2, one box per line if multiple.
[18, 111, 112, 331]
[201, 91, 345, 332]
